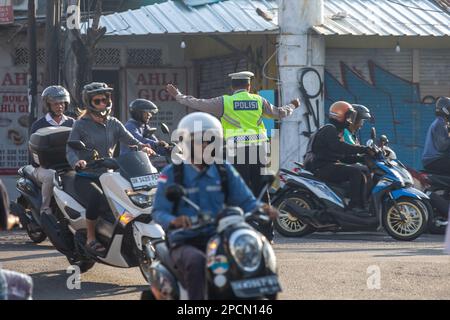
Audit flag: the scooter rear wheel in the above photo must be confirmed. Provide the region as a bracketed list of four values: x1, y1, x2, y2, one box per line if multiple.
[273, 191, 316, 237]
[26, 223, 47, 243]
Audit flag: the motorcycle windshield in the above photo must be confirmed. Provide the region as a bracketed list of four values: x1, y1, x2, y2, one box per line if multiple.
[116, 151, 159, 190]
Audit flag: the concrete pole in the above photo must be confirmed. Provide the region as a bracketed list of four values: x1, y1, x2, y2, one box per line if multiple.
[278, 0, 325, 170]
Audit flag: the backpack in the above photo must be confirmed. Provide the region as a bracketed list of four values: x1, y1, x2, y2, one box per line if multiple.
[171, 163, 229, 214]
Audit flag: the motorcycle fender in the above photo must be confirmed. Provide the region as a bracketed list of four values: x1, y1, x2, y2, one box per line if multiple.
[391, 187, 430, 201]
[286, 176, 345, 208]
[132, 221, 165, 250]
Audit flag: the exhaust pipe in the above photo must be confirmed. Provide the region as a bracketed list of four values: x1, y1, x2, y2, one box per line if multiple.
[283, 200, 335, 229]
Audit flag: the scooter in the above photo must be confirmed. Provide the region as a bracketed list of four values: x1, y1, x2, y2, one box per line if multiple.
[38, 140, 164, 279]
[10, 165, 58, 243]
[407, 167, 449, 234]
[272, 128, 430, 241]
[142, 175, 281, 300]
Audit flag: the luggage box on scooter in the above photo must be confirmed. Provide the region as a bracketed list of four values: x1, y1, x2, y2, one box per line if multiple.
[29, 126, 72, 169]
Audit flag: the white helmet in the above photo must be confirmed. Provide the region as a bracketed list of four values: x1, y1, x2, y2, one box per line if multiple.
[177, 112, 223, 139]
[174, 112, 223, 165]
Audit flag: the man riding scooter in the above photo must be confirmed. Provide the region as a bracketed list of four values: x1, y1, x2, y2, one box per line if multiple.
[304, 101, 375, 214]
[422, 96, 450, 175]
[120, 99, 171, 156]
[30, 86, 75, 217]
[151, 112, 278, 300]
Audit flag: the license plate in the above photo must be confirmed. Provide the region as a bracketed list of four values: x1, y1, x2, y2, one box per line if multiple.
[230, 275, 281, 298]
[130, 173, 159, 190]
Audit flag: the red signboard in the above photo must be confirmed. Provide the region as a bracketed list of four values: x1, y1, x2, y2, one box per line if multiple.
[0, 0, 14, 25]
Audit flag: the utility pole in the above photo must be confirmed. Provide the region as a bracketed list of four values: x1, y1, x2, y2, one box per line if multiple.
[45, 0, 61, 86]
[28, 0, 38, 136]
[278, 0, 325, 170]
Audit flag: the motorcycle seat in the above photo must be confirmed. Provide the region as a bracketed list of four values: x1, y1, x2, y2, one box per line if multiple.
[60, 171, 90, 208]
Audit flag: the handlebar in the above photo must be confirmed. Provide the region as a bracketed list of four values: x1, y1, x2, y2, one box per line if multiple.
[75, 158, 119, 172]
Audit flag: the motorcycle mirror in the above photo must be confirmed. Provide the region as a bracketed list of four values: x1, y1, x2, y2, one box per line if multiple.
[160, 123, 170, 135]
[366, 139, 374, 147]
[370, 127, 377, 140]
[67, 140, 87, 150]
[165, 184, 186, 203]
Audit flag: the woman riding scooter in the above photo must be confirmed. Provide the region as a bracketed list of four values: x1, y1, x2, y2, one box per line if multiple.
[66, 82, 156, 255]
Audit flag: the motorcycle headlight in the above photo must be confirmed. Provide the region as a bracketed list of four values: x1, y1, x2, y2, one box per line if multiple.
[127, 191, 153, 208]
[263, 240, 277, 273]
[229, 230, 262, 273]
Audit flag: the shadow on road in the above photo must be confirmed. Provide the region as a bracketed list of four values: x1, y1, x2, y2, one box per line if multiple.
[30, 269, 147, 300]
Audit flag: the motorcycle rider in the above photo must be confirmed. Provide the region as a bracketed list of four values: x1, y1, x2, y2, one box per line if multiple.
[120, 99, 171, 156]
[66, 82, 156, 255]
[151, 112, 277, 300]
[30, 86, 75, 216]
[343, 104, 372, 145]
[304, 101, 374, 213]
[422, 96, 450, 175]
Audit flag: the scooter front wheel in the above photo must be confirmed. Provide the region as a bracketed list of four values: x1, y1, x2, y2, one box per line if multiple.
[383, 197, 427, 241]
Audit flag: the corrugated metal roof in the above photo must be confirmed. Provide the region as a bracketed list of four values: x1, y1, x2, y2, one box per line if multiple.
[97, 0, 278, 35]
[313, 0, 450, 36]
[90, 0, 450, 37]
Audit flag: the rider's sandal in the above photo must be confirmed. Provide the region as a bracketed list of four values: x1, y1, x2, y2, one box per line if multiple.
[86, 240, 106, 255]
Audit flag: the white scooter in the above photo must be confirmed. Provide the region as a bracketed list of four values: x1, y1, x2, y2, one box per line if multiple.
[40, 140, 164, 281]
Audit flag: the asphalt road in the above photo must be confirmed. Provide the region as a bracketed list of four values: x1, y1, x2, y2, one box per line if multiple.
[1, 230, 449, 300]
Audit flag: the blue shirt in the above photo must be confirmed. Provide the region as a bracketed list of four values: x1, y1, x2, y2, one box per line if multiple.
[120, 119, 167, 155]
[422, 116, 450, 166]
[152, 162, 258, 231]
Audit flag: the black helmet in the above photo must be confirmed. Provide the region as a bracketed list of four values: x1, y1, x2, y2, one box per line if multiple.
[81, 82, 113, 117]
[436, 96, 450, 117]
[129, 99, 159, 123]
[41, 85, 70, 112]
[352, 104, 372, 123]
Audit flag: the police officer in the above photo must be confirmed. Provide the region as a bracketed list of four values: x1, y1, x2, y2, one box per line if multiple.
[120, 98, 171, 156]
[30, 86, 75, 216]
[152, 112, 278, 300]
[166, 72, 299, 195]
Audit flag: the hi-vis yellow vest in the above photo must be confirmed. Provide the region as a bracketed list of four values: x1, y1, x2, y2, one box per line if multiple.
[221, 91, 267, 144]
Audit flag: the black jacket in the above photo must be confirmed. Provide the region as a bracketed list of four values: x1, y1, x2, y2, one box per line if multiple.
[304, 124, 367, 172]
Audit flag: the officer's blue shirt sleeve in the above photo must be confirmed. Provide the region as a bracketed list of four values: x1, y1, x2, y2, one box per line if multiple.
[224, 163, 259, 213]
[152, 165, 177, 230]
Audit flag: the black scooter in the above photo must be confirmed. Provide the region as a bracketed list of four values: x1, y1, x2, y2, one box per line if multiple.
[142, 175, 281, 300]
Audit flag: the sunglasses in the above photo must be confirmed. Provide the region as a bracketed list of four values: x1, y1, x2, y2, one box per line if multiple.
[92, 98, 109, 105]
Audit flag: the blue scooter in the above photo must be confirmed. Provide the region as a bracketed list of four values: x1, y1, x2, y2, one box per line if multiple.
[272, 128, 430, 241]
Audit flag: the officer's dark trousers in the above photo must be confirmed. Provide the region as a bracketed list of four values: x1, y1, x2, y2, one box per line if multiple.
[424, 157, 450, 176]
[226, 144, 274, 241]
[171, 245, 206, 300]
[316, 163, 368, 209]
